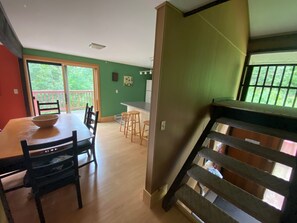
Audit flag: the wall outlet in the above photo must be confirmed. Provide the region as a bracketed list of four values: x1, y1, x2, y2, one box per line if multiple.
[13, 89, 19, 94]
[161, 121, 166, 131]
[115, 89, 118, 93]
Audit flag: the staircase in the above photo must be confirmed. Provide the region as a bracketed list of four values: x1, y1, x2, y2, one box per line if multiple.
[162, 100, 297, 223]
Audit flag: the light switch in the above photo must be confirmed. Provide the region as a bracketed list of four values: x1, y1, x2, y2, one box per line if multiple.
[13, 89, 19, 94]
[161, 121, 166, 131]
[115, 89, 119, 94]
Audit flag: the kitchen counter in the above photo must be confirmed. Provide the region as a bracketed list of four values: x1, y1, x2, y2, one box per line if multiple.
[121, 102, 151, 112]
[121, 102, 151, 123]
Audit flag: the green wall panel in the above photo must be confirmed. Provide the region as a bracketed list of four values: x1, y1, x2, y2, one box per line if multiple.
[146, 0, 249, 193]
[23, 48, 151, 117]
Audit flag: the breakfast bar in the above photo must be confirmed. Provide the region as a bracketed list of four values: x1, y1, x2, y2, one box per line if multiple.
[121, 102, 150, 123]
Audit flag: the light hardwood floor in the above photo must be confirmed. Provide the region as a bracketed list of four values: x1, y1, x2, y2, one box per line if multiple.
[3, 122, 192, 223]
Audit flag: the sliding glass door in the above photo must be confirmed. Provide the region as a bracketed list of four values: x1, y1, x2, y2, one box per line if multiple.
[27, 61, 96, 120]
[66, 65, 94, 120]
[27, 61, 66, 115]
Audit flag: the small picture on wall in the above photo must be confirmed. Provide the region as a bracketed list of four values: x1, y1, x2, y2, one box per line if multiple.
[123, 75, 133, 86]
[112, 72, 118, 81]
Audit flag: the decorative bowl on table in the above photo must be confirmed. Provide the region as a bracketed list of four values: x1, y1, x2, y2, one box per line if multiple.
[32, 114, 59, 128]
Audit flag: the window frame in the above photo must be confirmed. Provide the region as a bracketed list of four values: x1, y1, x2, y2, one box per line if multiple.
[238, 63, 297, 108]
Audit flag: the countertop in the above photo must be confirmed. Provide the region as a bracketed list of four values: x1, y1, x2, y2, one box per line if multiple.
[121, 102, 151, 112]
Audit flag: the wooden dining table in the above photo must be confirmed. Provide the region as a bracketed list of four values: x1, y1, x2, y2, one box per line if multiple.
[0, 114, 93, 160]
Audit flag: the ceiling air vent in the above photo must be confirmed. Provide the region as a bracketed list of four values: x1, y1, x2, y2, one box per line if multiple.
[89, 42, 106, 50]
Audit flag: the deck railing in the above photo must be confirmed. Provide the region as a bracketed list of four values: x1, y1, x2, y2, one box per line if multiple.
[32, 90, 94, 111]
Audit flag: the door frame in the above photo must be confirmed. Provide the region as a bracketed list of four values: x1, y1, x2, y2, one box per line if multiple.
[23, 55, 101, 120]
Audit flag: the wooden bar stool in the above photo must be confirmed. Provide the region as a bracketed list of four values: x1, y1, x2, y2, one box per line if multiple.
[125, 111, 141, 142]
[140, 120, 150, 145]
[120, 112, 130, 134]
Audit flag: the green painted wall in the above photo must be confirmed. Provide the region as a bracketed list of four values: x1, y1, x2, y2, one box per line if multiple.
[146, 0, 249, 193]
[23, 48, 151, 117]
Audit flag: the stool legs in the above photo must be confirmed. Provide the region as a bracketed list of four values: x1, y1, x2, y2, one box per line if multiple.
[125, 111, 141, 142]
[140, 120, 149, 145]
[120, 112, 129, 134]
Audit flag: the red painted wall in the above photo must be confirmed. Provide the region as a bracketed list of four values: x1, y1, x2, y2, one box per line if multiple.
[0, 45, 26, 129]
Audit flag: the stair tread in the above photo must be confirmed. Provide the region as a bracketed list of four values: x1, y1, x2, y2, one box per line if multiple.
[163, 102, 297, 221]
[208, 131, 296, 168]
[213, 101, 297, 120]
[187, 165, 282, 223]
[175, 184, 239, 223]
[198, 148, 290, 197]
[217, 117, 297, 142]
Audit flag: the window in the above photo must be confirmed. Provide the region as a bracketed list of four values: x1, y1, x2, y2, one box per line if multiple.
[238, 53, 297, 108]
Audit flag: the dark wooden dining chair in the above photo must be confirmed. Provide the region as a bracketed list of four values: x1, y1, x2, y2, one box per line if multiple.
[21, 131, 83, 223]
[0, 179, 14, 223]
[78, 110, 99, 168]
[37, 100, 61, 115]
[0, 156, 26, 223]
[0, 156, 26, 192]
[83, 103, 93, 125]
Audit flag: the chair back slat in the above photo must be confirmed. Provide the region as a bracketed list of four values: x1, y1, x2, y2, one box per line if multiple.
[84, 103, 93, 125]
[78, 109, 99, 168]
[86, 110, 99, 141]
[35, 165, 75, 182]
[32, 155, 73, 171]
[30, 147, 71, 162]
[37, 100, 61, 115]
[27, 137, 73, 151]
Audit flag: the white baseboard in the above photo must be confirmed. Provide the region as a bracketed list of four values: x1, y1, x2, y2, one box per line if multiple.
[142, 184, 168, 208]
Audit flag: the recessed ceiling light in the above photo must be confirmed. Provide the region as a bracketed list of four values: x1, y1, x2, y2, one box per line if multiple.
[89, 42, 106, 50]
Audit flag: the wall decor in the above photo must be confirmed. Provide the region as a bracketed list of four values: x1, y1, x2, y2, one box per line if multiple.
[112, 72, 118, 81]
[123, 75, 133, 86]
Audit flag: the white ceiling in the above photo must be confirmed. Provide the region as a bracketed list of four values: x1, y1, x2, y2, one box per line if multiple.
[1, 0, 297, 68]
[248, 0, 297, 38]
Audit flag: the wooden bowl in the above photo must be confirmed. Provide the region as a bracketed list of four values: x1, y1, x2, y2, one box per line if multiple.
[32, 114, 59, 128]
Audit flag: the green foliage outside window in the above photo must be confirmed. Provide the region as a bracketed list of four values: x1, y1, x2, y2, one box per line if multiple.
[28, 63, 94, 110]
[245, 65, 297, 108]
